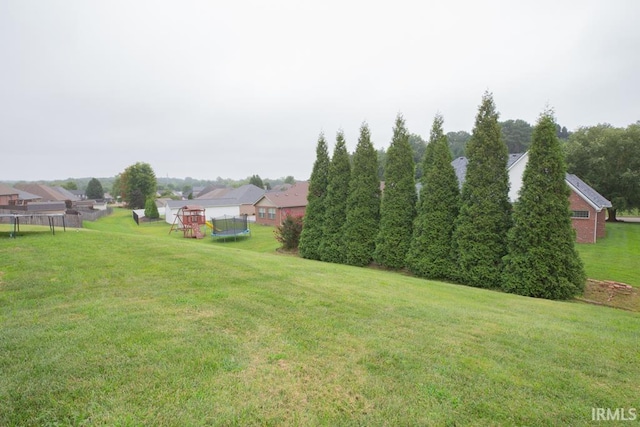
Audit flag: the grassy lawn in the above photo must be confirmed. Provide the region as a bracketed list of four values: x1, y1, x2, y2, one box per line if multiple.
[576, 222, 640, 287]
[83, 208, 280, 254]
[1, 212, 639, 425]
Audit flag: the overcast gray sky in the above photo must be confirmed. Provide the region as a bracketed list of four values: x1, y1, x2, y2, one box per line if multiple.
[1, 0, 638, 182]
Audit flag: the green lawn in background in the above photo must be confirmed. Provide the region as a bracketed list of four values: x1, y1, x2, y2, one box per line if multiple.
[576, 221, 640, 287]
[83, 208, 280, 253]
[0, 210, 638, 425]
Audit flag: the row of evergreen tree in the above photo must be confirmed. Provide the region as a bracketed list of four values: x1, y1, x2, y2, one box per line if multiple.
[298, 92, 585, 300]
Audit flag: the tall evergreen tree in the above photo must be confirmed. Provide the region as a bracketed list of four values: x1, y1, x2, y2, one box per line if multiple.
[319, 131, 351, 263]
[452, 92, 511, 287]
[345, 122, 380, 266]
[406, 115, 460, 280]
[85, 177, 104, 200]
[374, 114, 416, 269]
[502, 111, 586, 299]
[299, 133, 330, 260]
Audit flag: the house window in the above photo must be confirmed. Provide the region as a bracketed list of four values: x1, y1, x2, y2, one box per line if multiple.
[258, 207, 265, 218]
[268, 208, 276, 220]
[571, 210, 590, 219]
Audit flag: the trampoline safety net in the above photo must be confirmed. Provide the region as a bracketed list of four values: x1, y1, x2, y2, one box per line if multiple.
[210, 215, 250, 240]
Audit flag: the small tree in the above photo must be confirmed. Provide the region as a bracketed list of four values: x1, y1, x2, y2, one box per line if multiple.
[144, 197, 160, 220]
[452, 92, 511, 288]
[374, 114, 416, 269]
[85, 178, 104, 200]
[274, 214, 304, 250]
[502, 111, 586, 299]
[345, 122, 380, 266]
[299, 133, 330, 260]
[319, 130, 351, 263]
[406, 115, 460, 280]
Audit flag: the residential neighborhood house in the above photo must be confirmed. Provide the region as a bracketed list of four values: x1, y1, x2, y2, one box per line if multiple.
[451, 152, 612, 243]
[164, 184, 265, 225]
[253, 182, 309, 226]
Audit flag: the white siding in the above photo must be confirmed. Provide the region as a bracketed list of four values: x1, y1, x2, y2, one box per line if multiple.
[508, 152, 529, 202]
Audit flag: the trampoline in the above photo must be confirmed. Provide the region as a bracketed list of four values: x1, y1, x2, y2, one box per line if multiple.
[209, 214, 251, 241]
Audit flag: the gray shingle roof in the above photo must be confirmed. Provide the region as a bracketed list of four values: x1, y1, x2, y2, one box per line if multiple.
[507, 152, 526, 168]
[451, 153, 526, 187]
[223, 184, 265, 205]
[451, 157, 468, 187]
[451, 153, 612, 209]
[0, 183, 19, 196]
[53, 186, 80, 201]
[166, 184, 265, 209]
[565, 173, 612, 209]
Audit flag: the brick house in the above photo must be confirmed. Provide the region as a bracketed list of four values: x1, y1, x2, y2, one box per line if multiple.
[0, 183, 19, 205]
[254, 182, 309, 226]
[565, 174, 611, 243]
[452, 152, 612, 243]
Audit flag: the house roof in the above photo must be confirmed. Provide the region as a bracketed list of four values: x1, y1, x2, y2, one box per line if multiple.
[451, 153, 612, 211]
[53, 186, 80, 201]
[14, 188, 42, 201]
[196, 185, 227, 198]
[451, 157, 469, 187]
[452, 153, 527, 187]
[14, 184, 69, 201]
[224, 184, 265, 204]
[258, 182, 309, 208]
[196, 187, 231, 199]
[166, 184, 265, 209]
[0, 183, 19, 197]
[507, 152, 527, 168]
[565, 173, 612, 210]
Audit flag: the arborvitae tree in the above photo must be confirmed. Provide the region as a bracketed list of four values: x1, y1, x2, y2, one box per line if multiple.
[144, 197, 159, 219]
[299, 133, 330, 260]
[319, 131, 351, 263]
[502, 111, 586, 299]
[374, 114, 416, 269]
[406, 115, 460, 280]
[85, 178, 104, 200]
[452, 92, 511, 287]
[345, 122, 380, 266]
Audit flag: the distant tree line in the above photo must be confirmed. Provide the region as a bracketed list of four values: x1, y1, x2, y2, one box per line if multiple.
[298, 92, 586, 300]
[30, 174, 298, 201]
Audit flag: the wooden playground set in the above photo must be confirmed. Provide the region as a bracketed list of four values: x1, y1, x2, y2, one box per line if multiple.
[169, 205, 251, 241]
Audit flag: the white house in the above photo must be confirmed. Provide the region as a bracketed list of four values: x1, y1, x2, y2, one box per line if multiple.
[164, 184, 265, 225]
[452, 152, 612, 243]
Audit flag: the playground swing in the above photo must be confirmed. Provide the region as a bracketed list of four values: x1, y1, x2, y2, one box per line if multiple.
[169, 205, 206, 239]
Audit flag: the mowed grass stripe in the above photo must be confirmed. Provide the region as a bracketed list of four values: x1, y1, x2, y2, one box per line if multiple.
[0, 219, 638, 425]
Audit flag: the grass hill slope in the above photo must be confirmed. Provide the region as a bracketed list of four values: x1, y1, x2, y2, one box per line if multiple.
[1, 215, 638, 425]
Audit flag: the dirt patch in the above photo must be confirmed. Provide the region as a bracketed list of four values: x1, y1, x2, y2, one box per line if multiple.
[576, 279, 639, 312]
